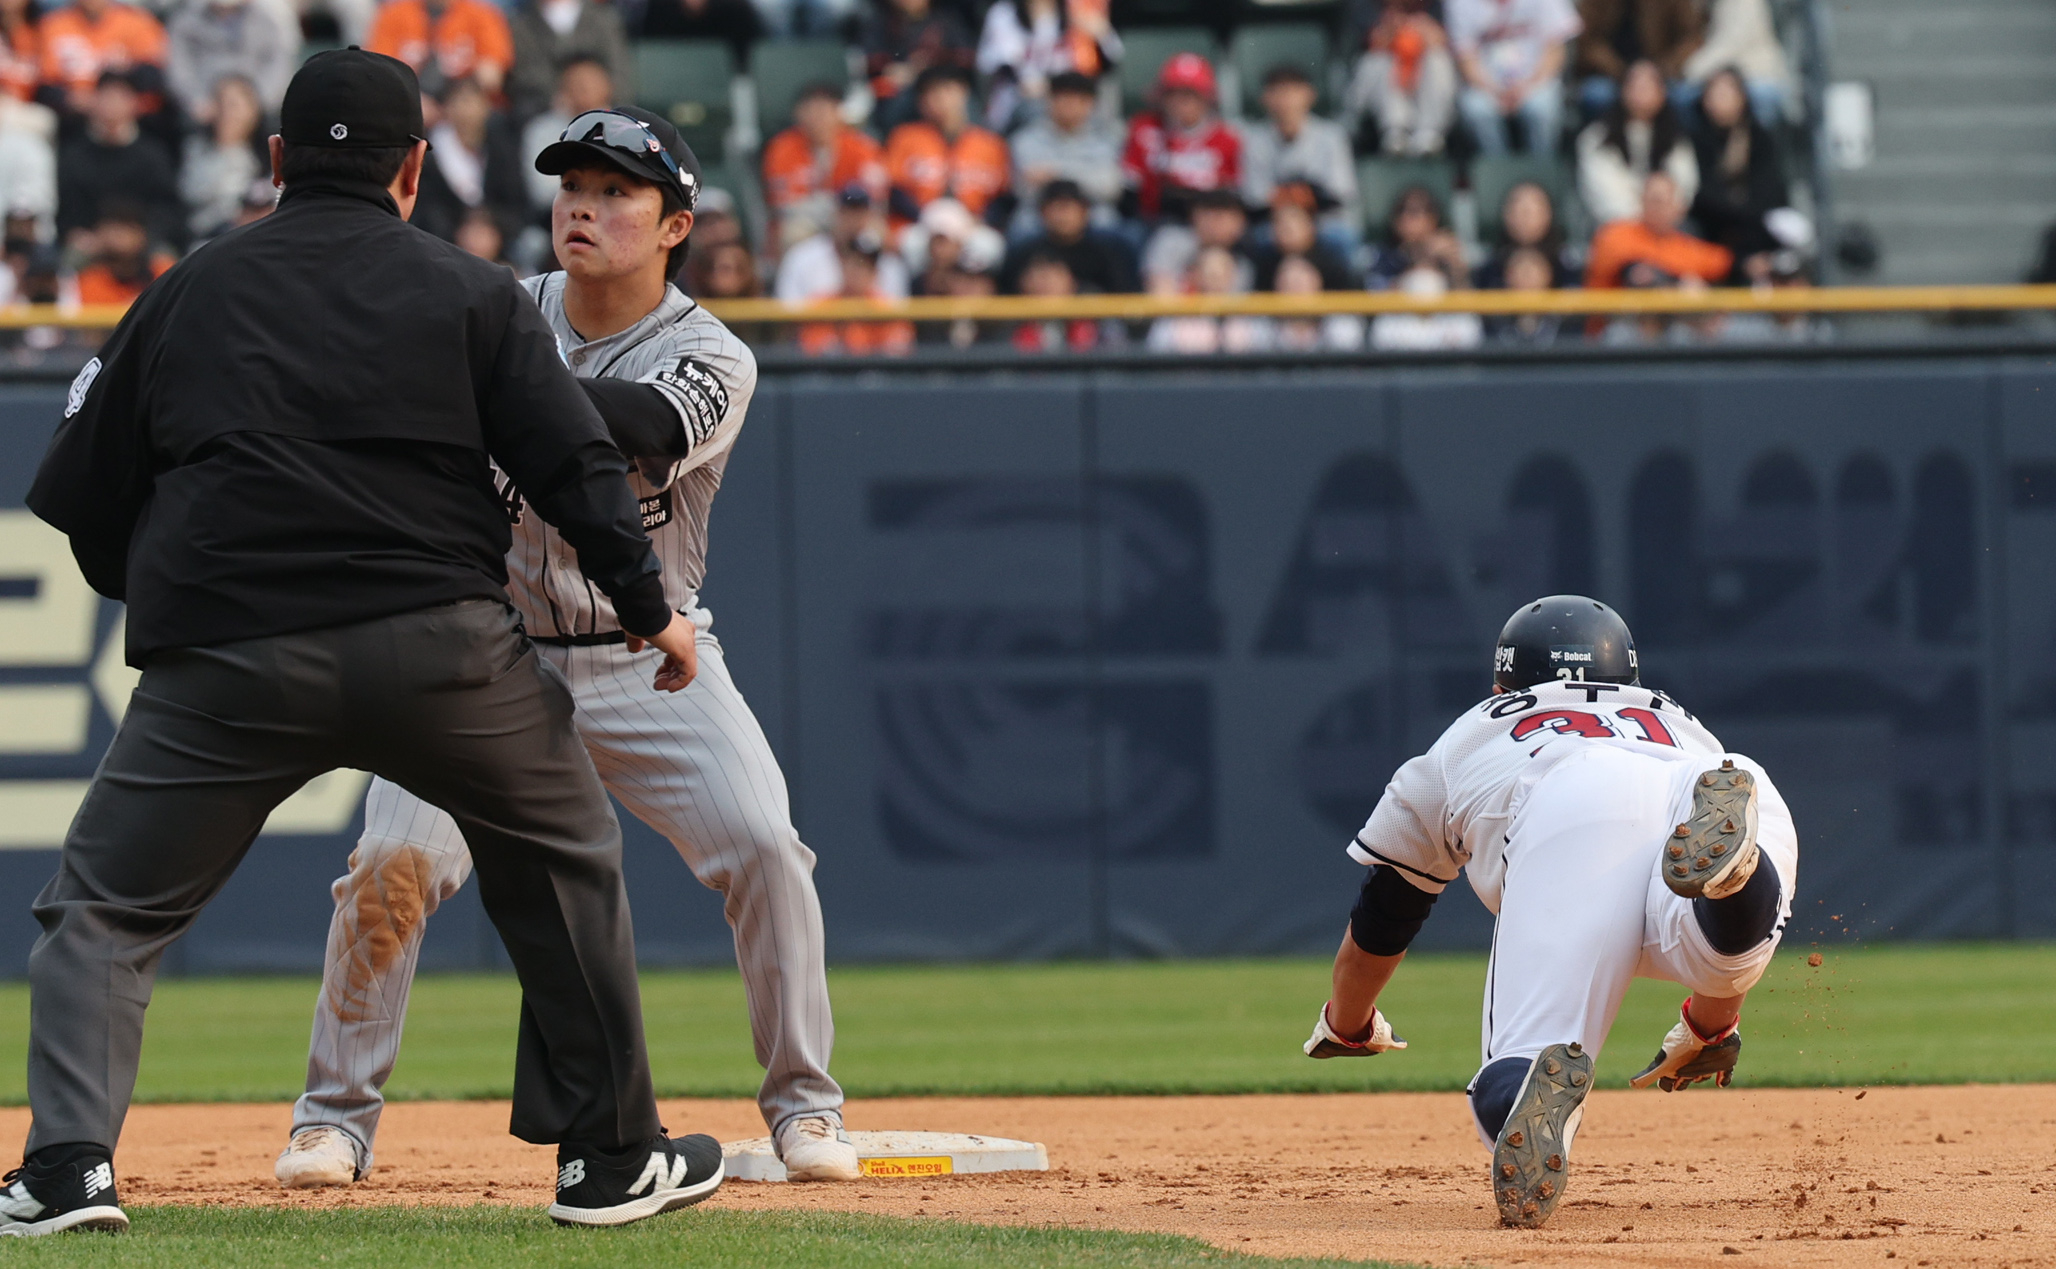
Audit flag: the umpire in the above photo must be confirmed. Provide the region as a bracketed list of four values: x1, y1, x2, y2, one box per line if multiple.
[3, 50, 722, 1237]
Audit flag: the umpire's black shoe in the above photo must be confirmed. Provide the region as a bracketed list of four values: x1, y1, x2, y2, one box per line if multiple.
[548, 1132, 724, 1227]
[0, 1144, 129, 1236]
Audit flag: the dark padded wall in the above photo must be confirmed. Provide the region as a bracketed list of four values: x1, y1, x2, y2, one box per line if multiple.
[0, 356, 2047, 974]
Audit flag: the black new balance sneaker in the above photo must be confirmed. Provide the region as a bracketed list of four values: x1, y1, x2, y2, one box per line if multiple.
[0, 1145, 129, 1236]
[548, 1133, 723, 1227]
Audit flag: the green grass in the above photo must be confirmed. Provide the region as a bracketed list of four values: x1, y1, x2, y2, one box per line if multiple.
[0, 1207, 1405, 1268]
[0, 944, 2046, 1104]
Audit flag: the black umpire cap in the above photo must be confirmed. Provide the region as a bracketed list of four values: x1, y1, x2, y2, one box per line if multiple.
[537, 107, 702, 213]
[281, 47, 430, 149]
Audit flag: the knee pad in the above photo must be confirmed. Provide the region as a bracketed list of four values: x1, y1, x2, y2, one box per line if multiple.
[1692, 853, 1782, 955]
[1468, 1055, 1532, 1143]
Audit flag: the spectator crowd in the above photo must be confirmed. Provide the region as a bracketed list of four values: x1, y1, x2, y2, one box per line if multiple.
[0, 0, 1820, 353]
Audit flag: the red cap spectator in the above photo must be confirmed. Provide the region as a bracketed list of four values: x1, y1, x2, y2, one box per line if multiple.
[1155, 52, 1215, 101]
[1121, 53, 1239, 223]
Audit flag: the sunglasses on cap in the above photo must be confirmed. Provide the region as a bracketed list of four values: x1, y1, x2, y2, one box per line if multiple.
[560, 109, 686, 182]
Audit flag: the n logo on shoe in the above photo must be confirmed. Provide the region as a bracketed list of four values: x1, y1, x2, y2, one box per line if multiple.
[81, 1164, 112, 1199]
[557, 1159, 585, 1190]
[627, 1152, 690, 1196]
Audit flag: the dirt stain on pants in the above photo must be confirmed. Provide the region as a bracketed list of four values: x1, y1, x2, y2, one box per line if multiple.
[324, 846, 433, 1025]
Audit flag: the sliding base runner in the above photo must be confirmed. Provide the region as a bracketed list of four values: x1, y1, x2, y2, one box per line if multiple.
[721, 1132, 1049, 1183]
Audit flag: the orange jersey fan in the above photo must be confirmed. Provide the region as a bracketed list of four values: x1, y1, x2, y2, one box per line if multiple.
[366, 0, 513, 86]
[40, 3, 163, 95]
[884, 122, 1008, 222]
[762, 125, 887, 214]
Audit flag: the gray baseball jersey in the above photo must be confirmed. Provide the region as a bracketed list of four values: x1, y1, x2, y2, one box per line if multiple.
[290, 279, 841, 1164]
[502, 274, 758, 638]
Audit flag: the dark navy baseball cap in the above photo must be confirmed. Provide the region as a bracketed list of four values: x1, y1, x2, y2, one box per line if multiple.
[537, 107, 702, 213]
[280, 47, 429, 149]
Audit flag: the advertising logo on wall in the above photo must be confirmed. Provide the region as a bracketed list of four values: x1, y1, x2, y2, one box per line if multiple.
[0, 510, 367, 852]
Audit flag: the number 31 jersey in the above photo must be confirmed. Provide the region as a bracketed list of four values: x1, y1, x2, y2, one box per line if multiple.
[1347, 680, 1729, 913]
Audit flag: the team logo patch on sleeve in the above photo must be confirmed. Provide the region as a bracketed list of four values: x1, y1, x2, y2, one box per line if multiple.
[653, 358, 731, 450]
[64, 357, 101, 418]
[494, 471, 525, 525]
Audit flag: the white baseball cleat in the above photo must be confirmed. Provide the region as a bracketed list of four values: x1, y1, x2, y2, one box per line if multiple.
[1664, 760, 1761, 900]
[775, 1116, 861, 1181]
[1493, 1042, 1593, 1229]
[274, 1126, 362, 1189]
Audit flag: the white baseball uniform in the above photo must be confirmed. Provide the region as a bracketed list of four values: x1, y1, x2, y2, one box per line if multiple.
[291, 277, 843, 1166]
[1350, 680, 1798, 1079]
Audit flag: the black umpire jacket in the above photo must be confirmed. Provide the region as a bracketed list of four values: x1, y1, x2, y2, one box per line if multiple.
[27, 175, 671, 665]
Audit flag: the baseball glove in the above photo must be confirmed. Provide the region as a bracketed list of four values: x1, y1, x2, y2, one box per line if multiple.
[1303, 1003, 1406, 1059]
[1630, 997, 1741, 1091]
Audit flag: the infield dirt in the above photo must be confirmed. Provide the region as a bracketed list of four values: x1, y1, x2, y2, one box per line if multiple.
[15, 1086, 2052, 1268]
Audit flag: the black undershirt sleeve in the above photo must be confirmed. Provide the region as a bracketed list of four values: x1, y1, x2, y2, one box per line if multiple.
[1348, 865, 1442, 957]
[578, 378, 688, 460]
[480, 288, 668, 635]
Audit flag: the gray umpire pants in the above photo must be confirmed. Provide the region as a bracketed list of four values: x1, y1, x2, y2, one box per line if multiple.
[24, 599, 664, 1156]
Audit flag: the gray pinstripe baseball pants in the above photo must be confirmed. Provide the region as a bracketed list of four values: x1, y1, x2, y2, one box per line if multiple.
[291, 602, 842, 1167]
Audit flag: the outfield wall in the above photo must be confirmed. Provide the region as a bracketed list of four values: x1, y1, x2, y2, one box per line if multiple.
[0, 354, 2051, 974]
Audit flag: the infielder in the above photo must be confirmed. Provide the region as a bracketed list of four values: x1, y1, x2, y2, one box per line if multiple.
[274, 106, 860, 1189]
[1303, 595, 1797, 1228]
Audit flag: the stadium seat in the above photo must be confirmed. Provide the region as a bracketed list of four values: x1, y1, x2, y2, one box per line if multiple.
[635, 39, 736, 162]
[753, 39, 849, 136]
[1470, 156, 1573, 245]
[1357, 156, 1456, 242]
[1228, 22, 1331, 117]
[698, 158, 769, 253]
[1118, 26, 1219, 116]
[1111, 0, 1210, 23]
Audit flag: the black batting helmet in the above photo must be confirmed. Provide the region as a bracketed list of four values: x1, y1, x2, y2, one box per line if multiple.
[1493, 595, 1639, 692]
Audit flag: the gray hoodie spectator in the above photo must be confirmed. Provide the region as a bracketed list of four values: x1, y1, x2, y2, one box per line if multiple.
[520, 53, 614, 213]
[179, 72, 266, 239]
[1341, 0, 1457, 156]
[166, 0, 297, 118]
[1008, 70, 1122, 223]
[1238, 63, 1359, 237]
[507, 0, 632, 123]
[0, 97, 54, 242]
[1142, 186, 1256, 293]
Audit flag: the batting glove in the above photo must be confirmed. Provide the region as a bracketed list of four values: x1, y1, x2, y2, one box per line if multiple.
[1630, 997, 1742, 1091]
[1304, 1002, 1407, 1059]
